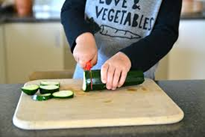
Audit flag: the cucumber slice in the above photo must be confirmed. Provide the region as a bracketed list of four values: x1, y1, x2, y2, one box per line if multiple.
[21, 84, 39, 95]
[32, 93, 52, 101]
[52, 90, 74, 99]
[40, 81, 60, 87]
[39, 85, 59, 94]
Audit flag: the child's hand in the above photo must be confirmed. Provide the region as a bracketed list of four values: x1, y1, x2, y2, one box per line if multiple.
[73, 32, 98, 69]
[101, 52, 131, 90]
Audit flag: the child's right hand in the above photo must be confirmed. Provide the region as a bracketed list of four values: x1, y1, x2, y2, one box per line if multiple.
[73, 32, 98, 70]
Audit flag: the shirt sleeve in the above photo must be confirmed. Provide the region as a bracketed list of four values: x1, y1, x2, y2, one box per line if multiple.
[61, 0, 94, 52]
[120, 0, 182, 72]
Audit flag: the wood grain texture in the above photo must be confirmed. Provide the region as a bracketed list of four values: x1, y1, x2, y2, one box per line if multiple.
[13, 78, 184, 130]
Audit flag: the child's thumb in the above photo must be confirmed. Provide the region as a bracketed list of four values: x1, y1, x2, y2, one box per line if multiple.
[91, 54, 98, 67]
[79, 60, 86, 69]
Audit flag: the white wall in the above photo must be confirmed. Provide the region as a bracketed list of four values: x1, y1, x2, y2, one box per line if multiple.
[168, 20, 205, 80]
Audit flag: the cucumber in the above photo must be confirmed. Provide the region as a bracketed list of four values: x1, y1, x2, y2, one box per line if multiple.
[40, 81, 60, 87]
[82, 70, 144, 91]
[32, 93, 52, 101]
[52, 90, 74, 99]
[21, 84, 39, 95]
[39, 85, 59, 94]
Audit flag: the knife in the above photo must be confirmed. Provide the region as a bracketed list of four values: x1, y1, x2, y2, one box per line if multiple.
[85, 61, 93, 90]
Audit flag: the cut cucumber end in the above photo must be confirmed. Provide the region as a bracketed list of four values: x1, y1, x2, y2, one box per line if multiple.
[32, 93, 52, 101]
[21, 84, 39, 95]
[82, 72, 87, 91]
[39, 85, 59, 94]
[52, 90, 74, 99]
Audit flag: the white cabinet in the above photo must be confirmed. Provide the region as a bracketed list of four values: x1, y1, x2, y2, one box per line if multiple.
[168, 20, 205, 80]
[0, 25, 6, 83]
[4, 23, 66, 83]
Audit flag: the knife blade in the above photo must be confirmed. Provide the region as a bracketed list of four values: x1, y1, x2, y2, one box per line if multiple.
[85, 61, 93, 90]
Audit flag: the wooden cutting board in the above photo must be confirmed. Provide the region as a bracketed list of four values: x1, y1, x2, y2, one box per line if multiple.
[13, 78, 184, 130]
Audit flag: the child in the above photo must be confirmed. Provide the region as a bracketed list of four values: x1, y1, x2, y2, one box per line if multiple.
[61, 0, 182, 90]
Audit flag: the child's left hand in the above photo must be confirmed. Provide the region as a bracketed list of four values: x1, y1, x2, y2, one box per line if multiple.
[101, 52, 131, 90]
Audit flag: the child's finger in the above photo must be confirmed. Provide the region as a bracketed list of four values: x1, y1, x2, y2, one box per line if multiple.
[101, 63, 109, 84]
[106, 66, 115, 90]
[112, 69, 121, 90]
[118, 70, 128, 88]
